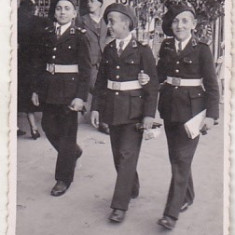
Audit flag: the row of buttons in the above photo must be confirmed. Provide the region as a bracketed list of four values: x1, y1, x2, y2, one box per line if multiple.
[175, 60, 180, 74]
[116, 65, 120, 80]
[52, 47, 57, 60]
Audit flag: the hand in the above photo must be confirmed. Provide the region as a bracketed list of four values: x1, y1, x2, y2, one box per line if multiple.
[138, 72, 150, 85]
[142, 116, 154, 130]
[31, 92, 39, 106]
[69, 98, 84, 111]
[91, 111, 99, 128]
[201, 117, 214, 131]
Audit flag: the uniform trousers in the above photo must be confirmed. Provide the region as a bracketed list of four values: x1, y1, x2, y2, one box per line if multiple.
[109, 123, 143, 211]
[41, 104, 81, 184]
[163, 121, 199, 219]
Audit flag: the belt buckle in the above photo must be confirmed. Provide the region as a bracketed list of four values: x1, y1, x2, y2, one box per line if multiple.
[172, 77, 181, 86]
[48, 64, 55, 74]
[112, 82, 121, 90]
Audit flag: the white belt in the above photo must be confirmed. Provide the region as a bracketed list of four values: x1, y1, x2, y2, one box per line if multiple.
[166, 76, 202, 86]
[107, 80, 142, 91]
[46, 64, 79, 74]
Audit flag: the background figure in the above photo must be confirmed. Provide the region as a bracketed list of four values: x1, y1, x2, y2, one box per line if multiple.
[78, 0, 109, 134]
[216, 41, 225, 104]
[18, 0, 48, 139]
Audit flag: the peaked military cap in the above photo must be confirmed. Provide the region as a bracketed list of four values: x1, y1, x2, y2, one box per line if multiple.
[162, 2, 196, 36]
[103, 3, 137, 31]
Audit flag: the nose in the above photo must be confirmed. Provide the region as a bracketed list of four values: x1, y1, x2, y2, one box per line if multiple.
[107, 21, 111, 28]
[60, 7, 65, 14]
[177, 20, 183, 28]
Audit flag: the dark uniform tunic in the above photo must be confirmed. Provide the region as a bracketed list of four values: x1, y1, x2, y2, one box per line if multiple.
[157, 37, 219, 219]
[33, 25, 91, 183]
[92, 38, 158, 210]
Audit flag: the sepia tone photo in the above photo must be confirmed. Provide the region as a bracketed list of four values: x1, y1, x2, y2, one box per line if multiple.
[12, 0, 230, 234]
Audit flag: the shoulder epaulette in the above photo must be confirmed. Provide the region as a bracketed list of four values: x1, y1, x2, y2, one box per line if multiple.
[45, 26, 54, 33]
[137, 40, 148, 46]
[197, 38, 210, 46]
[75, 26, 87, 33]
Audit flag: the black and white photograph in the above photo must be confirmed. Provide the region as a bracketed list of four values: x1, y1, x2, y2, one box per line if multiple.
[1, 0, 231, 234]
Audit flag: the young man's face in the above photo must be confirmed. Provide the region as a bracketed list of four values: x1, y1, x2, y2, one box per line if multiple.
[87, 0, 102, 13]
[54, 0, 77, 25]
[107, 12, 129, 39]
[171, 11, 196, 41]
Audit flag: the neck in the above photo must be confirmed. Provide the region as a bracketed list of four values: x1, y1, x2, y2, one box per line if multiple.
[89, 8, 101, 18]
[117, 32, 130, 40]
[175, 34, 192, 43]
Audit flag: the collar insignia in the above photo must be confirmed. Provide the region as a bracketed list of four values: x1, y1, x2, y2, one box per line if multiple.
[132, 40, 138, 48]
[70, 28, 75, 34]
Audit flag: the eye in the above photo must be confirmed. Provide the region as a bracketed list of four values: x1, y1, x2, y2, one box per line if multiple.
[182, 18, 188, 24]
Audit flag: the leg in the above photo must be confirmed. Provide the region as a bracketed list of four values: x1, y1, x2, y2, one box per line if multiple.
[55, 106, 81, 183]
[109, 124, 142, 211]
[163, 121, 199, 219]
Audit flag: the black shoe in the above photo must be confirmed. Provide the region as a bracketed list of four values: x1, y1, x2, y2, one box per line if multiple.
[158, 216, 176, 230]
[180, 201, 193, 212]
[109, 209, 126, 223]
[98, 123, 110, 135]
[17, 129, 26, 136]
[50, 181, 70, 197]
[131, 188, 139, 199]
[31, 130, 40, 140]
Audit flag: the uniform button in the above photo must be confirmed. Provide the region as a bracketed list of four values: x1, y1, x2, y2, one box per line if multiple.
[176, 61, 179, 64]
[131, 61, 134, 64]
[198, 93, 201, 96]
[68, 46, 71, 49]
[53, 47, 57, 51]
[116, 65, 120, 69]
[52, 55, 56, 59]
[115, 92, 119, 95]
[116, 75, 120, 79]
[72, 77, 75, 80]
[175, 69, 179, 73]
[175, 86, 179, 89]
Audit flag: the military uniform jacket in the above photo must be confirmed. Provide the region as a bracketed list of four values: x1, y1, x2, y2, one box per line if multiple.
[91, 38, 159, 125]
[80, 14, 107, 66]
[157, 37, 219, 123]
[32, 24, 91, 105]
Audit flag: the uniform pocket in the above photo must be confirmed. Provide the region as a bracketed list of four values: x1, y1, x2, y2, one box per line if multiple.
[189, 88, 206, 116]
[129, 90, 144, 120]
[63, 76, 78, 98]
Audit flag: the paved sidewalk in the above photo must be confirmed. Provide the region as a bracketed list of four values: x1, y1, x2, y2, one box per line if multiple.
[17, 109, 224, 235]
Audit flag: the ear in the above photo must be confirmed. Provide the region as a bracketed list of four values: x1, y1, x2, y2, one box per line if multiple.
[73, 9, 77, 18]
[192, 18, 197, 30]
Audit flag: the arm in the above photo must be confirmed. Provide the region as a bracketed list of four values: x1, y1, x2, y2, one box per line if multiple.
[156, 40, 168, 84]
[200, 44, 220, 120]
[76, 33, 92, 102]
[140, 45, 159, 120]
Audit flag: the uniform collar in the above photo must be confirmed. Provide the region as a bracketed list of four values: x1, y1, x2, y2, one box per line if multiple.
[116, 33, 132, 50]
[175, 35, 192, 51]
[55, 22, 72, 35]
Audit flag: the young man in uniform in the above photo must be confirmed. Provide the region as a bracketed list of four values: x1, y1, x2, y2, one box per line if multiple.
[91, 3, 158, 223]
[157, 2, 219, 229]
[32, 0, 91, 197]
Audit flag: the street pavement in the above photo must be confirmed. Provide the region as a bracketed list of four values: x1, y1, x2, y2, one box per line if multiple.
[17, 106, 224, 235]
